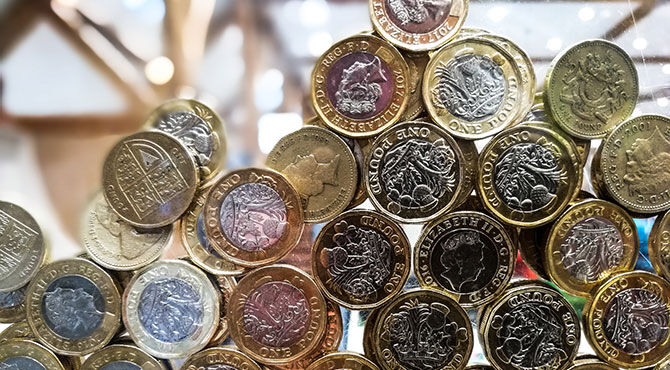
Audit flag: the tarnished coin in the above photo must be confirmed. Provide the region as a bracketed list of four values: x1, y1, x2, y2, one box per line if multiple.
[0, 201, 46, 293]
[312, 210, 410, 309]
[306, 351, 379, 370]
[203, 168, 304, 267]
[650, 210, 670, 281]
[584, 271, 670, 368]
[400, 52, 429, 121]
[0, 339, 65, 370]
[0, 321, 33, 345]
[102, 130, 199, 228]
[181, 347, 261, 370]
[544, 40, 638, 139]
[81, 343, 166, 370]
[82, 192, 172, 271]
[477, 125, 582, 227]
[545, 199, 638, 297]
[0, 284, 27, 323]
[423, 37, 523, 140]
[266, 126, 358, 223]
[123, 260, 220, 359]
[26, 258, 122, 356]
[311, 34, 410, 138]
[365, 121, 465, 223]
[600, 114, 670, 214]
[227, 264, 327, 365]
[415, 211, 517, 308]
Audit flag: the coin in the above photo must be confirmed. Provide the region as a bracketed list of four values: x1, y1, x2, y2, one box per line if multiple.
[306, 351, 379, 370]
[517, 228, 550, 280]
[181, 346, 262, 370]
[599, 114, 670, 214]
[311, 34, 410, 137]
[477, 125, 582, 227]
[82, 192, 172, 271]
[545, 199, 638, 297]
[227, 264, 327, 365]
[365, 121, 465, 223]
[102, 130, 199, 228]
[544, 39, 638, 139]
[203, 168, 304, 267]
[0, 321, 33, 344]
[520, 120, 590, 169]
[658, 356, 670, 370]
[312, 210, 410, 309]
[415, 211, 517, 308]
[0, 201, 46, 293]
[209, 276, 235, 346]
[0, 339, 66, 370]
[454, 138, 478, 208]
[567, 357, 618, 370]
[465, 366, 494, 370]
[584, 271, 670, 368]
[0, 284, 27, 323]
[81, 343, 166, 370]
[266, 126, 358, 223]
[368, 0, 467, 52]
[423, 37, 523, 140]
[650, 210, 670, 280]
[400, 52, 429, 121]
[123, 260, 220, 359]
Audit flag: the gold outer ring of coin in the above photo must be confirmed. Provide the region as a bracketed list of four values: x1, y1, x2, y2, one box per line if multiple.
[649, 210, 670, 280]
[423, 37, 524, 140]
[266, 125, 358, 223]
[102, 130, 200, 228]
[544, 198, 638, 297]
[227, 264, 328, 365]
[81, 343, 166, 370]
[477, 124, 582, 227]
[311, 34, 410, 138]
[600, 114, 670, 214]
[181, 346, 261, 370]
[25, 258, 121, 356]
[368, 0, 468, 52]
[312, 209, 410, 309]
[143, 98, 227, 187]
[123, 259, 220, 359]
[0, 285, 27, 323]
[584, 271, 670, 368]
[306, 351, 379, 370]
[520, 121, 587, 177]
[544, 39, 638, 139]
[0, 339, 66, 370]
[0, 321, 34, 345]
[208, 275, 236, 347]
[203, 168, 305, 268]
[399, 51, 429, 121]
[567, 358, 618, 370]
[82, 191, 173, 271]
[0, 201, 46, 293]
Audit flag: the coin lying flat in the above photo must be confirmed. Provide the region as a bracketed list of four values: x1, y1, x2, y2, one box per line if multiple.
[0, 201, 46, 293]
[650, 210, 670, 281]
[520, 120, 589, 173]
[81, 343, 166, 370]
[0, 339, 66, 370]
[181, 346, 262, 370]
[567, 357, 618, 370]
[307, 351, 379, 370]
[0, 284, 27, 323]
[102, 130, 199, 228]
[0, 321, 33, 345]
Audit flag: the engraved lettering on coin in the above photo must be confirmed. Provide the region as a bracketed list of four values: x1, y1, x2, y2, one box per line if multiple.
[381, 299, 468, 369]
[0, 285, 26, 308]
[494, 143, 565, 211]
[386, 0, 451, 33]
[604, 287, 669, 355]
[622, 127, 670, 198]
[100, 362, 142, 370]
[41, 275, 105, 339]
[204, 366, 236, 370]
[243, 281, 310, 347]
[282, 147, 340, 199]
[156, 111, 214, 167]
[0, 210, 37, 279]
[138, 278, 203, 343]
[432, 230, 497, 293]
[431, 54, 506, 122]
[0, 357, 46, 370]
[220, 183, 288, 251]
[560, 217, 624, 282]
[197, 211, 221, 258]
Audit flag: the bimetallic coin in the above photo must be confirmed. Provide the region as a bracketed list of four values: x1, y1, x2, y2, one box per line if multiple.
[0, 321, 34, 345]
[312, 210, 410, 309]
[311, 34, 410, 138]
[306, 351, 379, 370]
[650, 210, 670, 281]
[102, 131, 199, 228]
[0, 340, 65, 370]
[26, 258, 121, 356]
[227, 264, 328, 365]
[81, 344, 166, 370]
[203, 168, 304, 268]
[366, 121, 465, 223]
[82, 192, 172, 271]
[0, 201, 46, 293]
[520, 120, 590, 170]
[544, 40, 638, 139]
[584, 271, 670, 368]
[0, 284, 27, 323]
[180, 347, 261, 370]
[415, 211, 517, 308]
[400, 52, 429, 121]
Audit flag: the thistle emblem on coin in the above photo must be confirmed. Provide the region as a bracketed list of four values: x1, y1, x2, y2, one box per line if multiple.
[335, 56, 387, 116]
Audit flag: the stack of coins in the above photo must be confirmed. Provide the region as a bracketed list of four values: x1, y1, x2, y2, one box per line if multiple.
[2, 1, 670, 369]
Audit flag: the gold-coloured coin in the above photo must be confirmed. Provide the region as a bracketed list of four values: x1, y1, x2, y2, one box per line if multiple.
[0, 201, 46, 293]
[181, 347, 261, 370]
[453, 137, 478, 208]
[306, 351, 379, 370]
[311, 34, 410, 138]
[0, 321, 33, 344]
[567, 357, 618, 370]
[82, 191, 172, 271]
[0, 284, 27, 323]
[584, 271, 670, 368]
[650, 210, 670, 280]
[312, 210, 410, 309]
[102, 130, 199, 228]
[545, 199, 638, 297]
[544, 39, 638, 139]
[203, 168, 304, 267]
[0, 339, 66, 370]
[520, 119, 590, 170]
[227, 264, 327, 365]
[477, 125, 582, 227]
[266, 126, 358, 223]
[208, 275, 235, 347]
[657, 356, 670, 370]
[423, 37, 523, 140]
[599, 114, 670, 214]
[81, 343, 166, 370]
[400, 52, 429, 121]
[26, 258, 121, 356]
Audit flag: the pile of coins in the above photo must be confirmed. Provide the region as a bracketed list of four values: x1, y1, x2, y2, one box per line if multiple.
[1, 1, 670, 369]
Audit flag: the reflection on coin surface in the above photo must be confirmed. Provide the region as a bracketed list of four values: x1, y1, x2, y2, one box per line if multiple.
[0, 284, 27, 323]
[306, 351, 379, 370]
[650, 210, 670, 281]
[400, 52, 429, 121]
[181, 347, 261, 370]
[81, 344, 166, 370]
[208, 276, 236, 346]
[0, 340, 65, 370]
[0, 201, 46, 293]
[123, 260, 220, 359]
[102, 131, 199, 228]
[0, 321, 34, 345]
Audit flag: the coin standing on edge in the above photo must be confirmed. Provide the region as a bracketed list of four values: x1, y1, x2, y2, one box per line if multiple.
[400, 52, 429, 121]
[307, 351, 379, 370]
[650, 210, 670, 281]
[181, 346, 261, 370]
[209, 275, 236, 346]
[81, 343, 166, 370]
[0, 284, 27, 323]
[0, 339, 66, 370]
